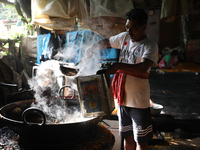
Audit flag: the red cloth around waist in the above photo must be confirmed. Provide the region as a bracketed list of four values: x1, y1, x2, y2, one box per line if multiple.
[111, 70, 149, 106]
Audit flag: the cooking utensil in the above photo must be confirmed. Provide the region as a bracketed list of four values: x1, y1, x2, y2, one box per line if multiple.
[151, 103, 163, 116]
[0, 99, 101, 143]
[59, 63, 79, 76]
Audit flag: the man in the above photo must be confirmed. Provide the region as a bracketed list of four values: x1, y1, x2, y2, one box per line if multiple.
[87, 8, 158, 150]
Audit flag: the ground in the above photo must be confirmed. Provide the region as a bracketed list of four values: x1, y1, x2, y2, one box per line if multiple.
[149, 68, 200, 150]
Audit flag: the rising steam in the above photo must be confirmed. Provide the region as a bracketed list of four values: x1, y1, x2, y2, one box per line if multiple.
[28, 42, 102, 124]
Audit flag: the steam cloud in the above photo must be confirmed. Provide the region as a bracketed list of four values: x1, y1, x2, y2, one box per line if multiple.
[28, 42, 102, 124]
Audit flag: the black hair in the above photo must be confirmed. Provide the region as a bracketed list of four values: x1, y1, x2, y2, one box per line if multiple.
[125, 8, 148, 26]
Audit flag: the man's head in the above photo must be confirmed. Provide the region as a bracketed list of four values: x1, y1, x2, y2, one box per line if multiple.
[125, 8, 148, 42]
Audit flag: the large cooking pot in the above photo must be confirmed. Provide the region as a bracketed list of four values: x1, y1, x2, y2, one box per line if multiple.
[0, 99, 101, 144]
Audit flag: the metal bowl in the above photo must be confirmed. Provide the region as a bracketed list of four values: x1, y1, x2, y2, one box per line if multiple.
[150, 103, 163, 116]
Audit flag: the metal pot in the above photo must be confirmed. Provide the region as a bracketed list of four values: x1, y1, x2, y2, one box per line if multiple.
[0, 99, 101, 144]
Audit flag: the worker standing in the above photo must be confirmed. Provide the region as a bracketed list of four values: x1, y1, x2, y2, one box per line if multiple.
[87, 8, 158, 150]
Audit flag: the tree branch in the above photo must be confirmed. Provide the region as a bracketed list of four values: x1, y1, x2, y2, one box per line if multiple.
[17, 0, 31, 18]
[14, 0, 28, 24]
[0, 0, 14, 6]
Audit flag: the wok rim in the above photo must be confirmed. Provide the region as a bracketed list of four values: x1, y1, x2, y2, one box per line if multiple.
[0, 99, 101, 126]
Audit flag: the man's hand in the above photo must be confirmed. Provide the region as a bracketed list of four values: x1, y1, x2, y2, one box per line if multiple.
[106, 62, 119, 75]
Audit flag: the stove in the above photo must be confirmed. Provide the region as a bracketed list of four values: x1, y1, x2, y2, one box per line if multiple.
[0, 124, 115, 150]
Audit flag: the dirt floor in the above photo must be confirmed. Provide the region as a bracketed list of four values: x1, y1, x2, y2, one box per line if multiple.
[148, 66, 200, 150]
[149, 70, 200, 120]
[148, 129, 200, 150]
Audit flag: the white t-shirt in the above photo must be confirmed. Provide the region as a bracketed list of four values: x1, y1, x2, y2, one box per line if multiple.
[109, 32, 158, 108]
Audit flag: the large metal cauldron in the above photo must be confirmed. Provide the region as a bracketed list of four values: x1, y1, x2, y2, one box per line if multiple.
[0, 99, 101, 144]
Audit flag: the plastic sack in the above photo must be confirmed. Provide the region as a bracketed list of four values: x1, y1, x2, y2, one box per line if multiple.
[159, 54, 178, 68]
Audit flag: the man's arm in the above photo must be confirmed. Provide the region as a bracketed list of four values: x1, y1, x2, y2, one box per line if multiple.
[108, 58, 155, 74]
[86, 39, 111, 56]
[96, 39, 111, 50]
[87, 38, 156, 74]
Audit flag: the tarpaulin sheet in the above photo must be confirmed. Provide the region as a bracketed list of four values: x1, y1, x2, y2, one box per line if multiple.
[31, 0, 133, 37]
[89, 0, 133, 18]
[88, 0, 133, 38]
[161, 0, 200, 22]
[37, 30, 119, 65]
[32, 0, 88, 30]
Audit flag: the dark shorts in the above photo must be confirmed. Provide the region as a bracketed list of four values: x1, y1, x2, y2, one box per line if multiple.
[118, 105, 153, 143]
